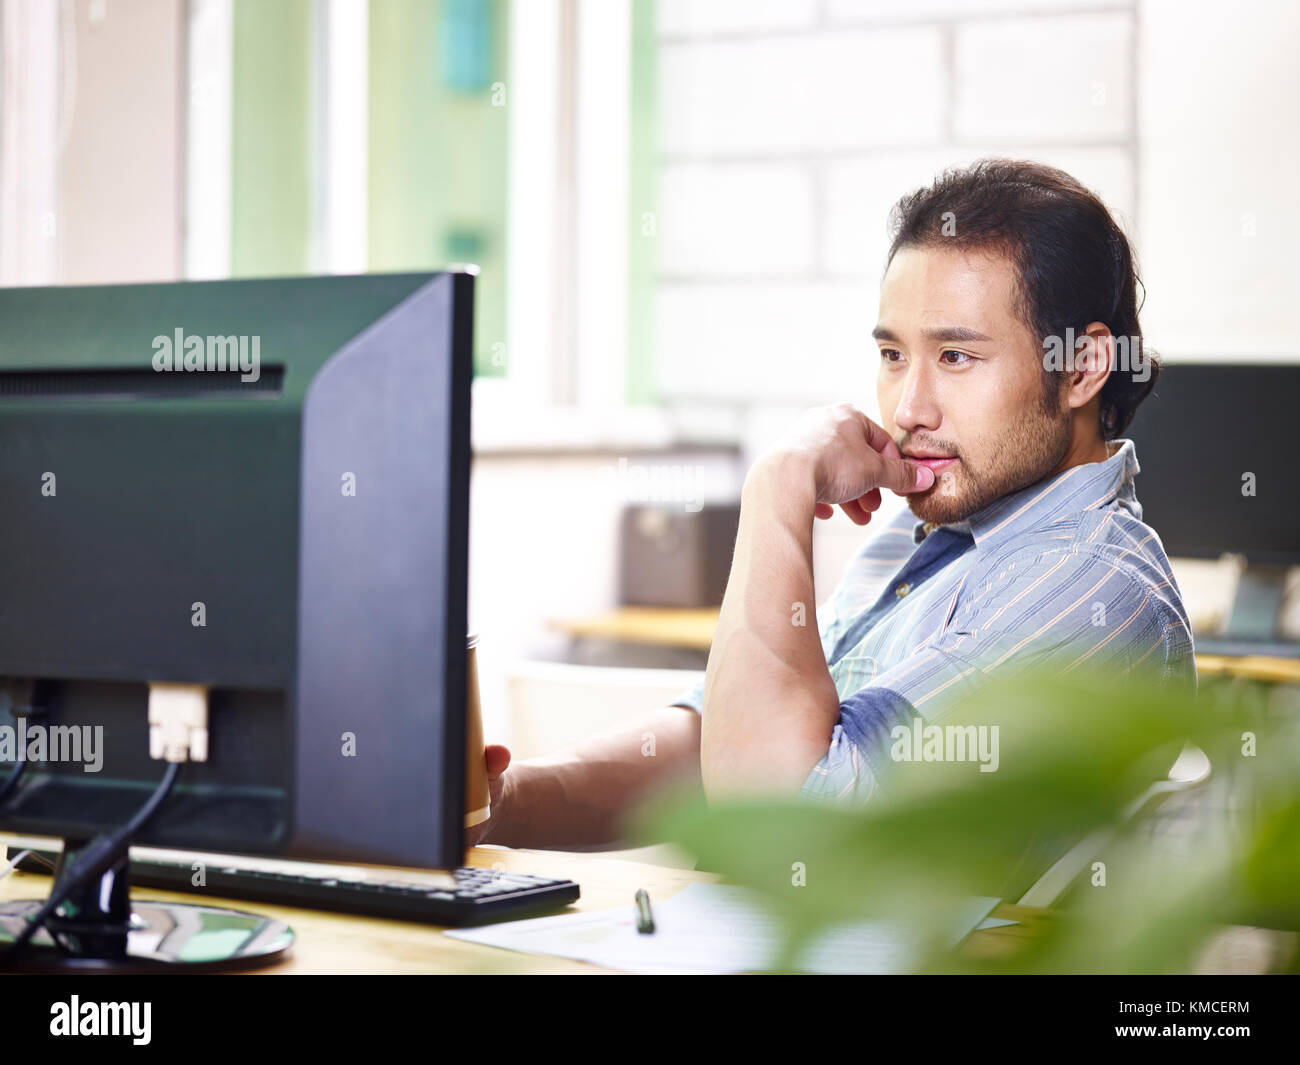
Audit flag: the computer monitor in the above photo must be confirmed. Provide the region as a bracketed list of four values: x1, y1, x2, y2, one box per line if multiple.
[1124, 361, 1299, 649]
[0, 271, 474, 968]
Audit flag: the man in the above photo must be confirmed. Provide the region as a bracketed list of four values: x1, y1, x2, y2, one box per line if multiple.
[476, 158, 1194, 847]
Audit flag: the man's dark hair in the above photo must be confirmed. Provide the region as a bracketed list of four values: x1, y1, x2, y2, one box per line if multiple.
[886, 158, 1157, 439]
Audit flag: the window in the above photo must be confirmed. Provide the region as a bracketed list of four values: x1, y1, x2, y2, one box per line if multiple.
[187, 0, 660, 416]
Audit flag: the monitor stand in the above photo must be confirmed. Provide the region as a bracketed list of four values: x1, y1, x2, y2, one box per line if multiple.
[0, 837, 294, 972]
[1195, 563, 1300, 659]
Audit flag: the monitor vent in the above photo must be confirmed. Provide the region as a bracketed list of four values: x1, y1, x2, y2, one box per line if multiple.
[0, 367, 284, 400]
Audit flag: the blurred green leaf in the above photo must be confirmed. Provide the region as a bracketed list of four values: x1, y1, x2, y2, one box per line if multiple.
[632, 666, 1295, 973]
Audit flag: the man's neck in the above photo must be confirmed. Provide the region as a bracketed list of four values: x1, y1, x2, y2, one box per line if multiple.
[1054, 424, 1112, 475]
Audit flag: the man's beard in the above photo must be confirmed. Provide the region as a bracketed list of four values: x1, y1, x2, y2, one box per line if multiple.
[901, 380, 1073, 526]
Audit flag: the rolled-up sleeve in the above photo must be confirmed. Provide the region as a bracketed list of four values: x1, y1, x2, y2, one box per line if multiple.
[799, 687, 919, 803]
[799, 723, 876, 803]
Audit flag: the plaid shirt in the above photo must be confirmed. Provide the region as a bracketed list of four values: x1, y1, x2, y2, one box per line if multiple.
[671, 439, 1196, 802]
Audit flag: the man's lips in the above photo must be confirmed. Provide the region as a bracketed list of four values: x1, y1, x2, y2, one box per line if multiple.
[904, 453, 959, 474]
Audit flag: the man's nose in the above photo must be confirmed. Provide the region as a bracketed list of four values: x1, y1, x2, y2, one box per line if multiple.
[892, 364, 941, 432]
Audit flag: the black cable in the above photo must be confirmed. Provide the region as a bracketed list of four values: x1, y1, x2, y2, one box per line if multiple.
[0, 743, 27, 806]
[2, 760, 181, 960]
[0, 711, 36, 807]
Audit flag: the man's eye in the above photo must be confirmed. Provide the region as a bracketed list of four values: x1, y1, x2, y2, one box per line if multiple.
[941, 349, 973, 365]
[879, 348, 904, 363]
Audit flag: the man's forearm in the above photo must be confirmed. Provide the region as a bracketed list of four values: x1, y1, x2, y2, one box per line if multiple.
[700, 452, 841, 798]
[486, 706, 703, 850]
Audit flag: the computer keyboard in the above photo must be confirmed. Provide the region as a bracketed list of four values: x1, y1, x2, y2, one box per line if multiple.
[12, 849, 580, 927]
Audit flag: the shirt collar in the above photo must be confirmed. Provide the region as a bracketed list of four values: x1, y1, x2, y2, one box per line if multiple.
[912, 438, 1141, 549]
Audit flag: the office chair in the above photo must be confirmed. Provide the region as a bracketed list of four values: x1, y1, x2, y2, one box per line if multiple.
[1016, 743, 1213, 908]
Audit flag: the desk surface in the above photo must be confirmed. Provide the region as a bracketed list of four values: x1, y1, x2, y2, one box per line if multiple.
[553, 607, 1300, 683]
[550, 607, 719, 652]
[0, 845, 1044, 974]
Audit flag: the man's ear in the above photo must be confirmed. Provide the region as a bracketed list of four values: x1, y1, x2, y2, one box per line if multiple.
[1068, 321, 1113, 410]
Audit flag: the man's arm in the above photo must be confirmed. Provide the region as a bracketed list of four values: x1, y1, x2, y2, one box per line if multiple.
[699, 406, 932, 799]
[485, 705, 702, 850]
[699, 452, 843, 797]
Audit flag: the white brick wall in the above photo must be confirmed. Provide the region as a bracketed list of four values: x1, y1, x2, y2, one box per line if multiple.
[658, 0, 819, 36]
[658, 29, 946, 157]
[826, 0, 1128, 24]
[953, 13, 1132, 142]
[659, 162, 815, 276]
[652, 1, 1143, 416]
[656, 281, 879, 406]
[1138, 0, 1300, 360]
[822, 146, 1135, 279]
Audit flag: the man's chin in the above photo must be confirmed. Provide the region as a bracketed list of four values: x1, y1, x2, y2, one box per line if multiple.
[906, 485, 977, 526]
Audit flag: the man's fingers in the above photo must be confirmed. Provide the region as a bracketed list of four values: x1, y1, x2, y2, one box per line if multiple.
[855, 411, 896, 456]
[839, 498, 872, 525]
[485, 744, 511, 777]
[880, 455, 935, 494]
[852, 409, 932, 493]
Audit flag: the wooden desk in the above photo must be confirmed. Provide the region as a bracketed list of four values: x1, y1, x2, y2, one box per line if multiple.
[552, 607, 1300, 685]
[1194, 653, 1300, 685]
[549, 607, 719, 653]
[0, 845, 1043, 974]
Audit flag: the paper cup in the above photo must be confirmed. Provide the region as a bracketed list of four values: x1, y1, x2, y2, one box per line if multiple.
[464, 633, 491, 828]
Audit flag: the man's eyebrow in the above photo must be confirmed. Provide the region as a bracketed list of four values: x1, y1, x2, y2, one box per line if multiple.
[872, 324, 994, 343]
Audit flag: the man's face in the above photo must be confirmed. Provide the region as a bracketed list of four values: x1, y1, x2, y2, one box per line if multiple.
[874, 244, 1071, 525]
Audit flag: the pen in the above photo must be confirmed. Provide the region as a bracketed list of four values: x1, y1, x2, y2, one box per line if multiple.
[634, 888, 655, 934]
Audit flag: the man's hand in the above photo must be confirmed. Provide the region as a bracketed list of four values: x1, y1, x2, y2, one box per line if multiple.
[755, 403, 934, 525]
[463, 708, 705, 850]
[466, 744, 513, 848]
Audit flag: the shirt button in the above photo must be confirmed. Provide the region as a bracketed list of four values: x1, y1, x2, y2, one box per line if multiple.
[895, 582, 911, 598]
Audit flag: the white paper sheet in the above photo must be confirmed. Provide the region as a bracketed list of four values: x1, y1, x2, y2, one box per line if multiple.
[975, 915, 1020, 930]
[446, 883, 1001, 974]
